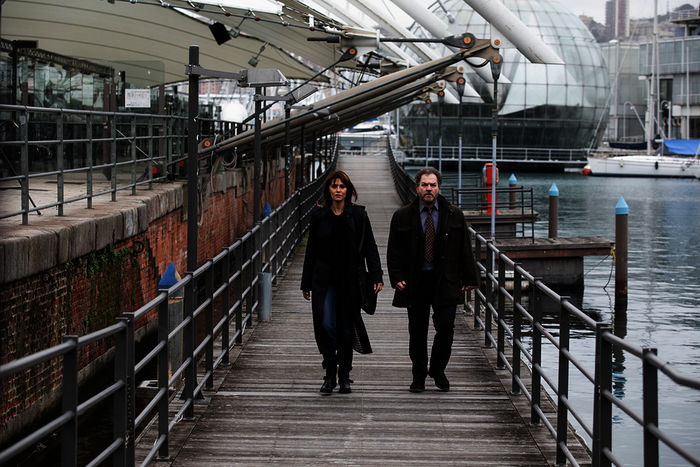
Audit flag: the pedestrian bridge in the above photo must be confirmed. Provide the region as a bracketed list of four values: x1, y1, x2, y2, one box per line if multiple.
[4, 151, 698, 466]
[133, 154, 589, 465]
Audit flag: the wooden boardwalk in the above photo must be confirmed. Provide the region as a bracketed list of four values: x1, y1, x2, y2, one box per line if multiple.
[139, 155, 591, 466]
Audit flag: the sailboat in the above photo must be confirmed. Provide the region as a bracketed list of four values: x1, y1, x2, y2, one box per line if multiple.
[584, 0, 700, 179]
[583, 142, 700, 178]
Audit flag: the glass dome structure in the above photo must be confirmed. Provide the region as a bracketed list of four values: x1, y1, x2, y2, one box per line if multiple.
[401, 0, 610, 157]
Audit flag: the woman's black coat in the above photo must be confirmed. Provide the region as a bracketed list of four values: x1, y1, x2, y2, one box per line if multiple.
[300, 203, 383, 355]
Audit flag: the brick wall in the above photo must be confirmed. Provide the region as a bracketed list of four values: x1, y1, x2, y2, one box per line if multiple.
[0, 158, 292, 446]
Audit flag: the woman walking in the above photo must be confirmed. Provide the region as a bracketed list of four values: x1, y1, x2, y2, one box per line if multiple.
[301, 170, 383, 395]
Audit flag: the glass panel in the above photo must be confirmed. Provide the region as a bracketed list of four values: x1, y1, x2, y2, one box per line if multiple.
[548, 84, 567, 106]
[526, 84, 547, 106]
[527, 63, 548, 84]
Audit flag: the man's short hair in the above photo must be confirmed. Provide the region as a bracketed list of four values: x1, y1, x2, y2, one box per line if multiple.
[414, 167, 442, 187]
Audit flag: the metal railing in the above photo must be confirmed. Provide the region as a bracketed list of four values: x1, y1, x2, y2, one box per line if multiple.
[388, 145, 700, 466]
[405, 144, 588, 165]
[0, 104, 249, 225]
[0, 148, 337, 466]
[448, 186, 536, 240]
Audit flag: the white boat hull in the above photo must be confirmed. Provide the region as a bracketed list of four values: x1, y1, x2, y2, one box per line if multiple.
[586, 155, 700, 178]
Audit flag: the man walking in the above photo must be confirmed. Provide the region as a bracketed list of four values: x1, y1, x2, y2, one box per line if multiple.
[387, 167, 480, 392]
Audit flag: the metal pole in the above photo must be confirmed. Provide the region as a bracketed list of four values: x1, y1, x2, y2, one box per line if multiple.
[254, 86, 263, 222]
[686, 39, 691, 138]
[438, 95, 443, 172]
[187, 45, 199, 272]
[548, 183, 559, 239]
[615, 197, 629, 312]
[284, 104, 291, 198]
[457, 86, 463, 207]
[490, 77, 498, 242]
[425, 101, 430, 167]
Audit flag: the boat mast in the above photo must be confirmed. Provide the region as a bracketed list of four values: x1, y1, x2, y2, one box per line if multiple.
[648, 0, 658, 156]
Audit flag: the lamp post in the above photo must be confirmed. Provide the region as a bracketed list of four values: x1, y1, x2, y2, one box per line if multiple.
[456, 76, 466, 207]
[490, 54, 503, 243]
[424, 98, 431, 167]
[437, 89, 445, 172]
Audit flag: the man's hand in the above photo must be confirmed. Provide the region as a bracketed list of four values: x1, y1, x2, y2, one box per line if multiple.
[374, 283, 383, 294]
[303, 291, 311, 300]
[396, 281, 406, 291]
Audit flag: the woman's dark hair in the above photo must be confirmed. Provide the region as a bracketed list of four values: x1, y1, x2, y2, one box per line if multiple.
[321, 170, 358, 207]
[414, 167, 442, 186]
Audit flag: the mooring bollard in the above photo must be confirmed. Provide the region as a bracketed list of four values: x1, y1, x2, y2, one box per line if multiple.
[509, 174, 517, 209]
[548, 183, 559, 239]
[258, 271, 272, 321]
[615, 197, 628, 311]
[158, 262, 183, 379]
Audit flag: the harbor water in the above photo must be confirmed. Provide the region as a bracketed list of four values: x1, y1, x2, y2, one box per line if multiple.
[438, 170, 700, 466]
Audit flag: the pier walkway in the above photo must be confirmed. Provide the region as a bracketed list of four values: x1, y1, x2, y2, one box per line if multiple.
[137, 155, 590, 465]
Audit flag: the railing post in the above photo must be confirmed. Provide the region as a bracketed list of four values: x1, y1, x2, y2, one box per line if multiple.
[148, 116, 154, 189]
[643, 348, 659, 467]
[61, 335, 78, 467]
[530, 279, 542, 425]
[204, 259, 214, 390]
[183, 272, 196, 420]
[593, 322, 613, 467]
[234, 244, 243, 346]
[110, 112, 117, 201]
[156, 292, 170, 461]
[86, 113, 93, 209]
[220, 248, 231, 365]
[131, 117, 137, 195]
[57, 110, 65, 216]
[511, 264, 522, 395]
[496, 255, 506, 369]
[20, 106, 29, 225]
[556, 296, 571, 466]
[484, 241, 494, 348]
[473, 234, 482, 329]
[122, 312, 136, 462]
[113, 318, 128, 466]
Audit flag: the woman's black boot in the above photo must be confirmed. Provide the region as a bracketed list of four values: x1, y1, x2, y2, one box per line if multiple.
[338, 373, 352, 394]
[320, 366, 336, 395]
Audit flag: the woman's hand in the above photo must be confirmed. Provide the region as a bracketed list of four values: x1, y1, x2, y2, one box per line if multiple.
[303, 291, 311, 300]
[373, 282, 383, 294]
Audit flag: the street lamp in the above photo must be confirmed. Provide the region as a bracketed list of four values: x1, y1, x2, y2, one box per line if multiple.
[437, 89, 445, 172]
[424, 98, 431, 167]
[490, 54, 503, 243]
[282, 84, 318, 197]
[456, 76, 466, 206]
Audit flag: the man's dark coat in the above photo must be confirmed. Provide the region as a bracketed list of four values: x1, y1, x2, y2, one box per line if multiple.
[301, 203, 383, 355]
[387, 194, 480, 308]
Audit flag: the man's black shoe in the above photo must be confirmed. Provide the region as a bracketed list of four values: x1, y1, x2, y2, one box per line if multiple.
[320, 376, 336, 395]
[429, 371, 450, 392]
[338, 377, 353, 394]
[409, 379, 425, 393]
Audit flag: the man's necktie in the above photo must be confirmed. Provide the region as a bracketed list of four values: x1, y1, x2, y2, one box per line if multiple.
[424, 207, 434, 263]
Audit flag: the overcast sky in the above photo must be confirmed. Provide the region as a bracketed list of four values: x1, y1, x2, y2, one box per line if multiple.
[558, 0, 693, 24]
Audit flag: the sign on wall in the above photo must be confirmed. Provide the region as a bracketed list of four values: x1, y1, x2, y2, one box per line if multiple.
[125, 89, 151, 108]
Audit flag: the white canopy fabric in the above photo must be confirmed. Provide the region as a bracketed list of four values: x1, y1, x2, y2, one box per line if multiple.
[2, 0, 361, 85]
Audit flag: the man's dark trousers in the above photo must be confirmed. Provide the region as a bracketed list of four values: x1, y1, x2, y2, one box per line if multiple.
[407, 270, 457, 381]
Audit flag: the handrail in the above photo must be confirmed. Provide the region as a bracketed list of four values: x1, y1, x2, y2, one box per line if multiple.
[387, 146, 700, 466]
[468, 231, 700, 466]
[0, 104, 237, 224]
[0, 137, 338, 466]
